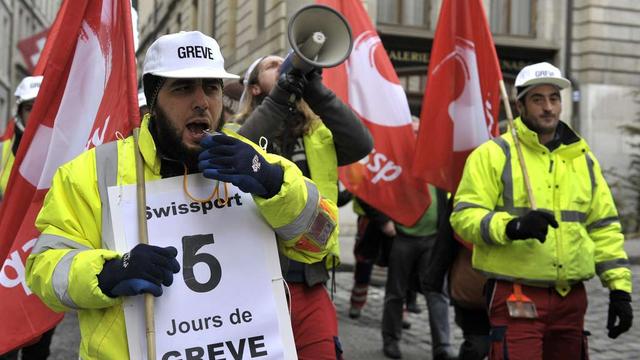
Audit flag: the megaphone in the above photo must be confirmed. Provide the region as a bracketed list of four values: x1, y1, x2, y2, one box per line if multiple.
[280, 4, 353, 74]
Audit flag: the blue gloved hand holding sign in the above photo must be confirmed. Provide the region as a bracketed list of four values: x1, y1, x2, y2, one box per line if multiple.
[198, 134, 284, 198]
[97, 244, 180, 298]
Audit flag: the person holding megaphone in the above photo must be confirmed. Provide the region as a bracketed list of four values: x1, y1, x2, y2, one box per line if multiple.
[235, 7, 372, 360]
[236, 53, 373, 359]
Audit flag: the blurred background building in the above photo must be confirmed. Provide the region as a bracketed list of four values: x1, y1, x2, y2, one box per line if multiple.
[0, 0, 638, 217]
[0, 0, 60, 128]
[134, 0, 640, 181]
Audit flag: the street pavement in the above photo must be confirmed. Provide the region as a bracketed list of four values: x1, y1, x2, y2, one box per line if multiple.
[333, 208, 640, 359]
[46, 209, 640, 359]
[47, 265, 640, 360]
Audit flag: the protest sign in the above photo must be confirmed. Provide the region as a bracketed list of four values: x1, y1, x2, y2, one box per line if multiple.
[109, 174, 296, 360]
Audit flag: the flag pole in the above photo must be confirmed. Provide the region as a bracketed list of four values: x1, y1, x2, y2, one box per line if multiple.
[499, 80, 536, 209]
[133, 127, 156, 360]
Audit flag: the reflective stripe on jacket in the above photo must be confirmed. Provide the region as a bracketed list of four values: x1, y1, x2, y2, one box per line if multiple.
[26, 115, 340, 359]
[450, 117, 631, 295]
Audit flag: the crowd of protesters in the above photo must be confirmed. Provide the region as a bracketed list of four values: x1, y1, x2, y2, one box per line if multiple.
[0, 25, 632, 360]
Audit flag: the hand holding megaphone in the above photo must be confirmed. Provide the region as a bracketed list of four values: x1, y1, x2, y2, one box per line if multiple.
[279, 4, 353, 76]
[276, 70, 307, 105]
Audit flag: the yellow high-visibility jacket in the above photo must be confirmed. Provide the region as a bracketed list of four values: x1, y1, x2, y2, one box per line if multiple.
[231, 118, 343, 269]
[302, 119, 339, 203]
[451, 117, 631, 296]
[0, 136, 15, 199]
[26, 116, 340, 360]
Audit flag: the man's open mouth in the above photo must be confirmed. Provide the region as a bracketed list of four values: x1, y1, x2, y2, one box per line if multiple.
[186, 120, 210, 135]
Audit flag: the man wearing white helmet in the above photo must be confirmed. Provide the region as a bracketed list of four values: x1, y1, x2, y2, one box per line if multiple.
[0, 76, 43, 199]
[451, 62, 632, 359]
[26, 31, 340, 360]
[235, 51, 373, 360]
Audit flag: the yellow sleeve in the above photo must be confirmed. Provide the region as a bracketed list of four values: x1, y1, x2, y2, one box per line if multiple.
[450, 141, 514, 246]
[27, 151, 121, 312]
[585, 153, 632, 292]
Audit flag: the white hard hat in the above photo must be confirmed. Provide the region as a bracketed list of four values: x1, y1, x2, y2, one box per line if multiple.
[143, 31, 239, 80]
[138, 90, 147, 107]
[15, 76, 43, 105]
[515, 62, 571, 100]
[242, 57, 264, 87]
[239, 56, 265, 106]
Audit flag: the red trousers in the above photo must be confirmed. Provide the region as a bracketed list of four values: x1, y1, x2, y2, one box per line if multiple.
[289, 283, 342, 360]
[487, 280, 589, 360]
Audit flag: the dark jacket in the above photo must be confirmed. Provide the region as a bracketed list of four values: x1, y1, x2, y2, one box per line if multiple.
[238, 73, 373, 167]
[239, 73, 374, 286]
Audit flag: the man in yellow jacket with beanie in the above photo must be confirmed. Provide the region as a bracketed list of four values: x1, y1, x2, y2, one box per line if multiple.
[451, 62, 632, 360]
[26, 31, 340, 360]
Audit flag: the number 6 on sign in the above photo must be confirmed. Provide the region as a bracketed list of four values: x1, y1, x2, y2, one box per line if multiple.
[182, 234, 222, 293]
[111, 176, 297, 358]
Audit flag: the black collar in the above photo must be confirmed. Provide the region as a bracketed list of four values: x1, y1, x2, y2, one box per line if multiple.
[545, 121, 580, 151]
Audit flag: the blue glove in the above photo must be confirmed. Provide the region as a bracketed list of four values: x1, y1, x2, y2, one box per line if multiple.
[111, 278, 163, 297]
[97, 244, 180, 298]
[198, 134, 284, 198]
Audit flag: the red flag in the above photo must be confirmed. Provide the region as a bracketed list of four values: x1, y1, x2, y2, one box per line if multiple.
[16, 0, 67, 76]
[31, 0, 68, 76]
[0, 0, 139, 352]
[412, 0, 501, 193]
[317, 0, 430, 226]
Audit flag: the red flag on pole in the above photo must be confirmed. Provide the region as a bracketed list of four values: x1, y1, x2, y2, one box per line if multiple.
[0, 0, 139, 352]
[30, 0, 68, 77]
[317, 0, 430, 226]
[412, 0, 501, 193]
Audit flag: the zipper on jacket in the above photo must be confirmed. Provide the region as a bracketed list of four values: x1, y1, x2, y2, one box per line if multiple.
[549, 159, 554, 173]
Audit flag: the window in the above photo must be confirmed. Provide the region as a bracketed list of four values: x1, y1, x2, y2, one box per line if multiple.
[488, 0, 534, 36]
[1, 15, 8, 78]
[0, 97, 6, 132]
[397, 68, 427, 115]
[378, 0, 430, 28]
[257, 1, 266, 31]
[211, 2, 216, 37]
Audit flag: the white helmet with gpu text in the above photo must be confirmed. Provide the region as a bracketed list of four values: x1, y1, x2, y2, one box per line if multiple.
[142, 31, 239, 109]
[15, 76, 43, 106]
[515, 62, 571, 100]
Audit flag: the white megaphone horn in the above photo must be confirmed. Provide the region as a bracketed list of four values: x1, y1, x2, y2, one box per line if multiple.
[280, 4, 353, 74]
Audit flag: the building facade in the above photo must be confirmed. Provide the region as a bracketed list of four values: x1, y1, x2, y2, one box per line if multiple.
[0, 0, 60, 129]
[571, 0, 640, 176]
[136, 0, 640, 215]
